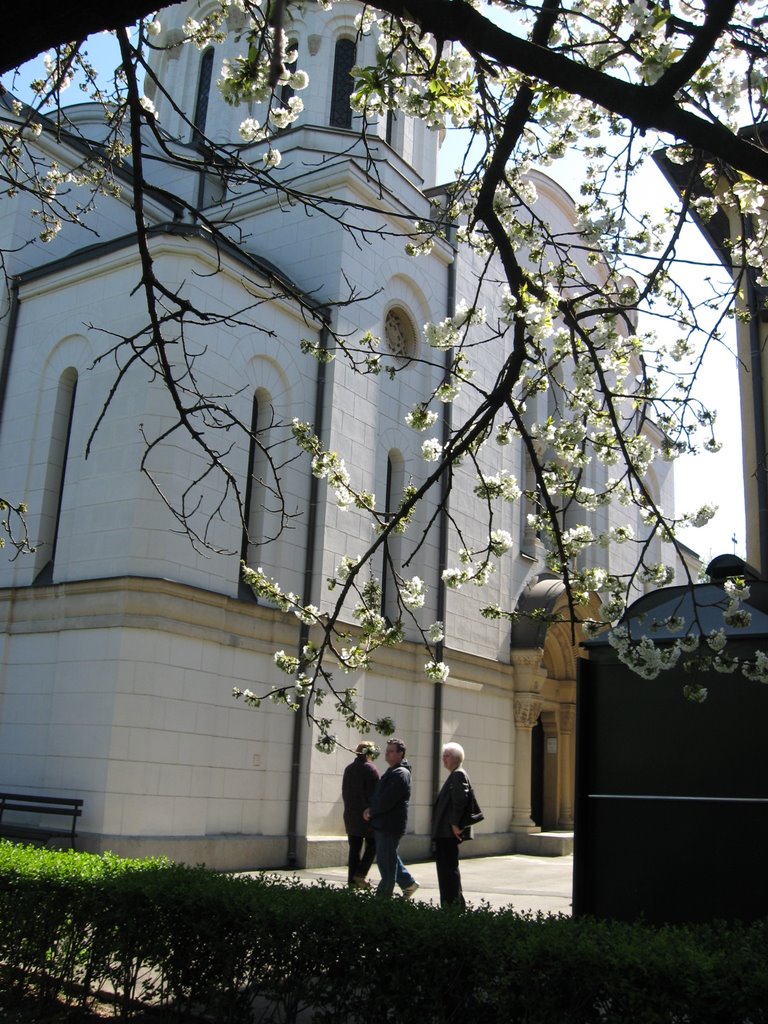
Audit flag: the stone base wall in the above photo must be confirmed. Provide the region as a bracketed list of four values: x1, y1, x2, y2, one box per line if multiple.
[68, 828, 568, 872]
[76, 832, 290, 872]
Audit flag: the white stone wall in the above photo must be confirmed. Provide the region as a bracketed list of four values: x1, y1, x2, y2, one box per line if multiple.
[0, 236, 322, 598]
[0, 579, 310, 866]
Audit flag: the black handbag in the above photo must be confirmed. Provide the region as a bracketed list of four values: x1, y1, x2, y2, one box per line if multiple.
[460, 783, 484, 828]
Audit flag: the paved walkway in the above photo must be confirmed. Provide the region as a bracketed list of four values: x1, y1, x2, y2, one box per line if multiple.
[263, 852, 574, 915]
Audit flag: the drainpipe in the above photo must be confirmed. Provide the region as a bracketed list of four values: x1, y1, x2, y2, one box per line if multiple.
[431, 225, 457, 802]
[0, 281, 21, 438]
[744, 217, 768, 579]
[286, 319, 330, 868]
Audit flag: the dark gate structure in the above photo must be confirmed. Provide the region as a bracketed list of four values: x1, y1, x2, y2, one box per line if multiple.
[573, 557, 768, 924]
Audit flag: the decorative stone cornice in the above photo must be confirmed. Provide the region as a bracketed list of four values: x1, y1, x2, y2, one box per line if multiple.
[0, 577, 518, 691]
[0, 576, 295, 654]
[510, 649, 544, 669]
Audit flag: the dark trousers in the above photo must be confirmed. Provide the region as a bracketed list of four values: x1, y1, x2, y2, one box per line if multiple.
[347, 834, 376, 884]
[434, 837, 465, 908]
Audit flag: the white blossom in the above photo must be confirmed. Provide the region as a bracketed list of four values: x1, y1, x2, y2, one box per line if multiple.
[405, 405, 438, 431]
[473, 471, 521, 502]
[425, 660, 450, 681]
[442, 568, 469, 589]
[239, 118, 265, 143]
[421, 438, 442, 461]
[401, 576, 427, 609]
[489, 529, 513, 556]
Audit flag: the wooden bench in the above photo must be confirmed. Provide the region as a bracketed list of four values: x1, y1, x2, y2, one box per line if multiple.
[0, 792, 83, 849]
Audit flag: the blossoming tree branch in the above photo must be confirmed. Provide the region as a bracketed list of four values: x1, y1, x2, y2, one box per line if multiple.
[2, 0, 768, 748]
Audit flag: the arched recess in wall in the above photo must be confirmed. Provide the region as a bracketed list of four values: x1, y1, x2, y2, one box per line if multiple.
[385, 108, 403, 153]
[511, 573, 603, 681]
[383, 272, 430, 323]
[378, 272, 430, 371]
[383, 304, 419, 363]
[240, 387, 278, 598]
[386, 109, 396, 145]
[192, 47, 215, 142]
[329, 37, 356, 128]
[34, 367, 78, 584]
[518, 391, 546, 559]
[238, 354, 295, 600]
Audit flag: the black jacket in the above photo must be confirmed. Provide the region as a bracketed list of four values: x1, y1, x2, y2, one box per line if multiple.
[369, 757, 411, 837]
[432, 768, 470, 839]
[342, 755, 380, 836]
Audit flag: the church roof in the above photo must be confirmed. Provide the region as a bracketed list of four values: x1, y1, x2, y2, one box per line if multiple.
[12, 221, 327, 319]
[586, 554, 768, 646]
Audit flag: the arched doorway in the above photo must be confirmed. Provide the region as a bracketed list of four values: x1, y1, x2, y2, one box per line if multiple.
[511, 574, 602, 834]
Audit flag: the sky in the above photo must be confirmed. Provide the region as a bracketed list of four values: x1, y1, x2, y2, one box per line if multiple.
[668, 316, 745, 566]
[4, 27, 748, 572]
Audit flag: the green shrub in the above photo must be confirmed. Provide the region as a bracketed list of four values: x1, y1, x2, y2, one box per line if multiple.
[0, 840, 766, 1023]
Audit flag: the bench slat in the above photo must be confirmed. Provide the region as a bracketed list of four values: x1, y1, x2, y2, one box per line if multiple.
[0, 802, 81, 816]
[0, 791, 82, 849]
[0, 792, 83, 807]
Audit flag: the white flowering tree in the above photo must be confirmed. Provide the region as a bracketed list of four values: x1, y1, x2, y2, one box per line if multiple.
[3, 0, 768, 746]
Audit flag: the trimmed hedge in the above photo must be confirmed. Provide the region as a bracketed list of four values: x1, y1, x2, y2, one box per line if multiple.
[1, 840, 767, 1023]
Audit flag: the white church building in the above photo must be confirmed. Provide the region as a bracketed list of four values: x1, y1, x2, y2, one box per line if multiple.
[0, 1, 680, 869]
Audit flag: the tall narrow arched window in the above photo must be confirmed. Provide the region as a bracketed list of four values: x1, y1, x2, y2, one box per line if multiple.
[280, 41, 298, 109]
[586, 456, 609, 573]
[35, 368, 77, 584]
[192, 47, 215, 142]
[386, 109, 396, 145]
[329, 38, 356, 129]
[240, 391, 273, 598]
[381, 451, 405, 623]
[519, 445, 541, 559]
[518, 396, 544, 559]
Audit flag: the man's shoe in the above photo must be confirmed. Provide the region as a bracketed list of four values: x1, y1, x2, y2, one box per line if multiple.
[401, 881, 420, 899]
[352, 877, 372, 889]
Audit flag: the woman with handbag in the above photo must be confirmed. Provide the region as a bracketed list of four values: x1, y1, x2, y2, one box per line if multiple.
[431, 742, 473, 908]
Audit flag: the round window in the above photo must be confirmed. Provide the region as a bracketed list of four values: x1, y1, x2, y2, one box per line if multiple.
[384, 308, 416, 360]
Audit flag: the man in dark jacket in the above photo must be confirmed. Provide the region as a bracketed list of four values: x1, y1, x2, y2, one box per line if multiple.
[342, 742, 380, 887]
[364, 737, 419, 898]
